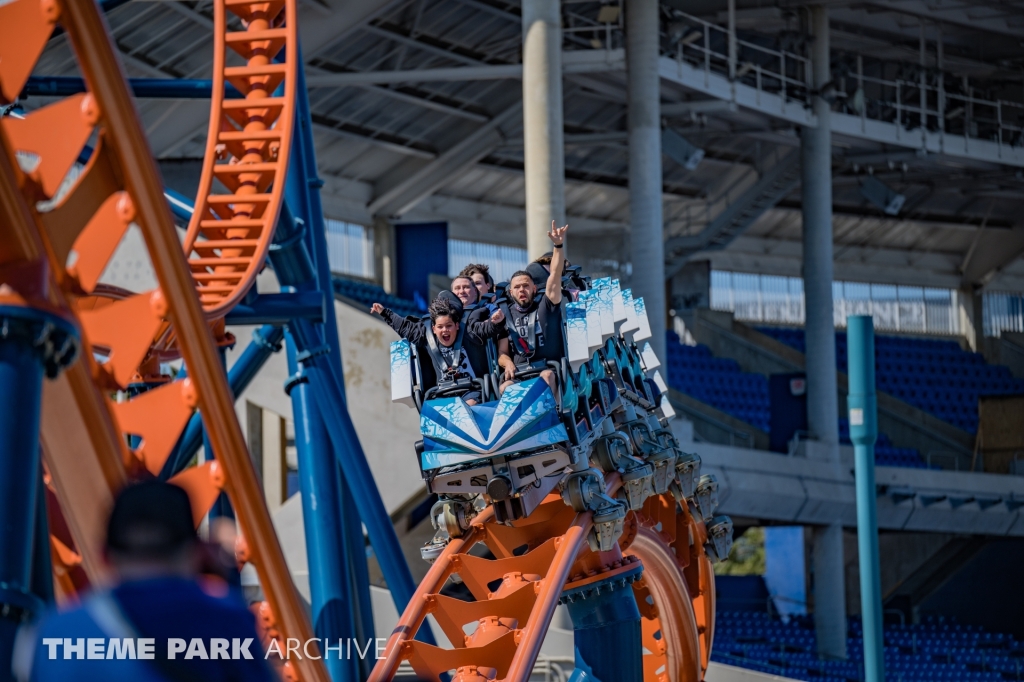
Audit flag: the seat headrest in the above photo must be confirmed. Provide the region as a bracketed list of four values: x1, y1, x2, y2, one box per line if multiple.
[434, 289, 465, 319]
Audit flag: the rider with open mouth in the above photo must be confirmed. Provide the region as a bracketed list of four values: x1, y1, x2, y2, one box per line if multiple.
[373, 292, 503, 406]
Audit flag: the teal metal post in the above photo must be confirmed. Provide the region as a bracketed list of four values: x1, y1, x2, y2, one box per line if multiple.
[846, 315, 884, 682]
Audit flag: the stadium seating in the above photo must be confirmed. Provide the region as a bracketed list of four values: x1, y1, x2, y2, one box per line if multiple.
[666, 332, 929, 468]
[713, 611, 1021, 682]
[758, 327, 1024, 434]
[666, 333, 771, 432]
[333, 275, 424, 319]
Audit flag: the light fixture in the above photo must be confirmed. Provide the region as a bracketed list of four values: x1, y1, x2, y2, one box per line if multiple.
[859, 175, 906, 216]
[662, 128, 705, 171]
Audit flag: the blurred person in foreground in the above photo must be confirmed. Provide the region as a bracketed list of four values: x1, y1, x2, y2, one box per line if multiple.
[14, 480, 275, 682]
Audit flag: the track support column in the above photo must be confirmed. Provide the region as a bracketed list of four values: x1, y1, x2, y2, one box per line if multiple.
[0, 299, 78, 679]
[284, 339, 360, 682]
[522, 0, 565, 259]
[286, 47, 379, 656]
[627, 0, 666, 363]
[565, 572, 644, 682]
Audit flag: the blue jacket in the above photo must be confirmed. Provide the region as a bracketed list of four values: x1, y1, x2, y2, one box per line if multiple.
[17, 576, 276, 682]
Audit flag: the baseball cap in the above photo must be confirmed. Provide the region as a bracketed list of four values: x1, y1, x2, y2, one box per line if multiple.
[106, 481, 197, 557]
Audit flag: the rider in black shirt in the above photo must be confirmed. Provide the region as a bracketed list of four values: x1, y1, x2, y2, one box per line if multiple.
[496, 221, 568, 404]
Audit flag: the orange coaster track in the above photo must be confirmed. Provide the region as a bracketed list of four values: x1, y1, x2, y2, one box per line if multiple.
[370, 478, 716, 682]
[0, 0, 327, 680]
[184, 0, 295, 317]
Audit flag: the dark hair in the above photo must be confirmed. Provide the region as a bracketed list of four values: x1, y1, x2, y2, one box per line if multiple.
[429, 297, 462, 324]
[106, 481, 197, 559]
[509, 270, 534, 284]
[533, 253, 553, 266]
[460, 263, 494, 288]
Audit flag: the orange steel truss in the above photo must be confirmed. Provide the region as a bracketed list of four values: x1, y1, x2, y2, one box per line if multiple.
[369, 476, 715, 682]
[0, 0, 326, 679]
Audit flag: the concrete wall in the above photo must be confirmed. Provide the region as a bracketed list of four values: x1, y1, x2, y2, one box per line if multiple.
[670, 259, 712, 313]
[982, 333, 1024, 379]
[842, 531, 956, 617]
[919, 538, 1024, 638]
[227, 271, 425, 515]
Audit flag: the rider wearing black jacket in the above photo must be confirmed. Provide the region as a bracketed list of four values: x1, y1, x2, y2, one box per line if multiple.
[372, 292, 503, 405]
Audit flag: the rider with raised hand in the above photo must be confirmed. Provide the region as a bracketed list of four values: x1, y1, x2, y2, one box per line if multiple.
[496, 220, 568, 402]
[372, 293, 502, 406]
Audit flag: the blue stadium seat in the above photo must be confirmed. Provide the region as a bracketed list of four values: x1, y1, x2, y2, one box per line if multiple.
[333, 275, 423, 318]
[757, 326, 1024, 436]
[712, 611, 1018, 682]
[668, 332, 926, 466]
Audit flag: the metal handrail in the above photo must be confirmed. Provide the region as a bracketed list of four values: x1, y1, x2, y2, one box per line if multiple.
[670, 9, 811, 96]
[660, 10, 1024, 150]
[926, 450, 980, 472]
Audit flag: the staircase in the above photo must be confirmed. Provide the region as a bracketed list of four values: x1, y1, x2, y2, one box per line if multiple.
[666, 149, 801, 273]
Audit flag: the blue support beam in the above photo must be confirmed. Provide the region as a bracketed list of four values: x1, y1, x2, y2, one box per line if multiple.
[133, 42, 427, 663]
[286, 49, 379, 662]
[164, 187, 196, 225]
[22, 77, 242, 100]
[284, 336, 360, 682]
[161, 325, 285, 480]
[0, 305, 77, 679]
[31, 466, 54, 606]
[847, 315, 884, 682]
[225, 292, 325, 326]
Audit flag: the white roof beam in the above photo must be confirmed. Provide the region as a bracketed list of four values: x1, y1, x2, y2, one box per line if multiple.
[306, 49, 625, 86]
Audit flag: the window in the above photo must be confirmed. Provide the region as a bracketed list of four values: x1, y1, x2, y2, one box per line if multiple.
[448, 239, 528, 284]
[984, 291, 1024, 337]
[710, 270, 960, 335]
[324, 218, 373, 279]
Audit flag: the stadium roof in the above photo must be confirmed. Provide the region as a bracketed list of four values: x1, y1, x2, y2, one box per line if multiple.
[27, 0, 1024, 291]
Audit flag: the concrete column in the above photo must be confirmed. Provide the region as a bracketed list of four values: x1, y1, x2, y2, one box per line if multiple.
[627, 0, 666, 363]
[958, 285, 985, 351]
[372, 216, 395, 294]
[245, 401, 263, 481]
[802, 4, 847, 659]
[813, 522, 847, 658]
[262, 408, 287, 512]
[522, 0, 565, 260]
[802, 4, 838, 453]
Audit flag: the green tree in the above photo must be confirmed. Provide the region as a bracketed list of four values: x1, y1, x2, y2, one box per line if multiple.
[714, 526, 765, 576]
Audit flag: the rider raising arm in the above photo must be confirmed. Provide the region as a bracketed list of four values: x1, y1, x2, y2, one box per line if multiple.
[545, 220, 567, 306]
